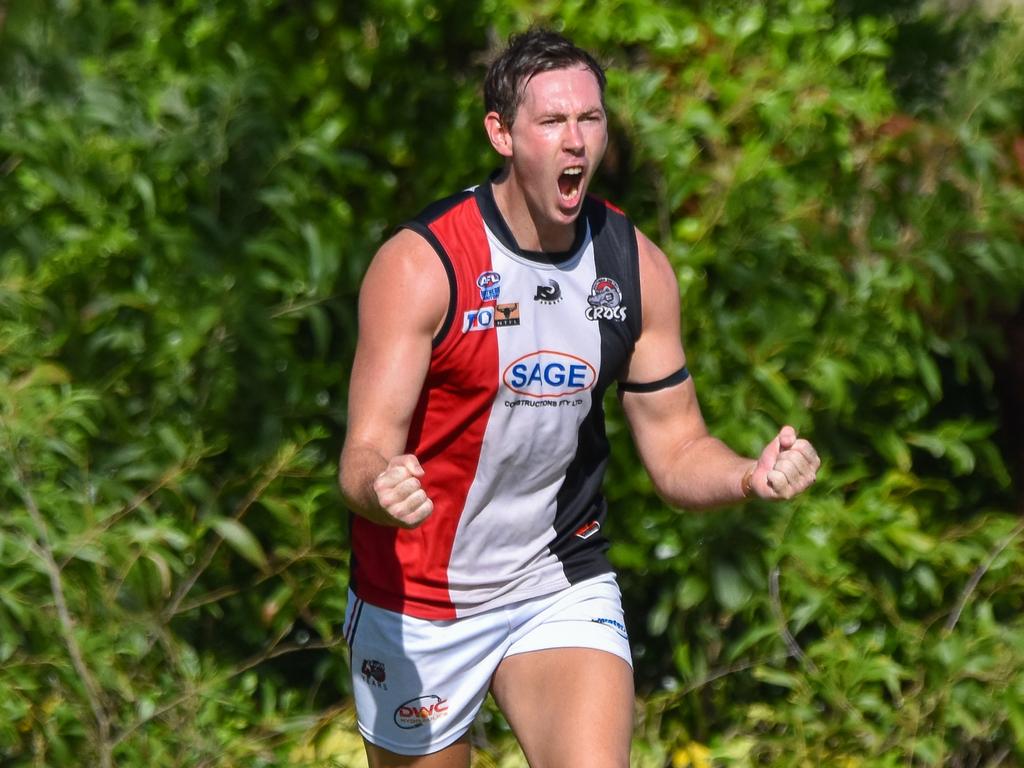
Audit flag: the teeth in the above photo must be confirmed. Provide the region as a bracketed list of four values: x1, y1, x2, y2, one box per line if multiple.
[563, 167, 583, 176]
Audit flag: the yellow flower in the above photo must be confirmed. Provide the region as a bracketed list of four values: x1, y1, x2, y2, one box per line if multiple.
[672, 742, 712, 768]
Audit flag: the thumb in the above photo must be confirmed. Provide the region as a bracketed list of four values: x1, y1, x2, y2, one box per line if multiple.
[394, 454, 425, 478]
[777, 425, 797, 452]
[757, 432, 782, 473]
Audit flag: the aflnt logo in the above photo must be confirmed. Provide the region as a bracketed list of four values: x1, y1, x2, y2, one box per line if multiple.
[585, 277, 627, 321]
[503, 350, 596, 398]
[495, 302, 520, 327]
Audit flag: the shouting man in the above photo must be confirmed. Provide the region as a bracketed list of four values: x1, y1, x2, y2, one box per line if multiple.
[339, 28, 820, 768]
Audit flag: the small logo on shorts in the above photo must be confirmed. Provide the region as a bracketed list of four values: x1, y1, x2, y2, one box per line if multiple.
[592, 617, 629, 640]
[394, 695, 450, 729]
[574, 520, 601, 539]
[361, 659, 387, 689]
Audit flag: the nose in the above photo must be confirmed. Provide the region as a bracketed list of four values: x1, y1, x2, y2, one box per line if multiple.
[563, 120, 584, 153]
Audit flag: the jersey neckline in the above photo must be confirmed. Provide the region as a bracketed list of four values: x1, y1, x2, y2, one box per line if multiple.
[475, 172, 589, 265]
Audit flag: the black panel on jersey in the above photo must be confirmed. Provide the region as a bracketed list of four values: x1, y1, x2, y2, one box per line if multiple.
[549, 195, 642, 584]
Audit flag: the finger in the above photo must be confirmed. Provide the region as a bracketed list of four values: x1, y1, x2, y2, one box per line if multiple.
[774, 450, 813, 483]
[794, 439, 821, 471]
[765, 469, 795, 499]
[388, 486, 430, 519]
[772, 451, 819, 495]
[372, 467, 407, 496]
[777, 425, 797, 452]
[377, 475, 423, 508]
[394, 497, 434, 529]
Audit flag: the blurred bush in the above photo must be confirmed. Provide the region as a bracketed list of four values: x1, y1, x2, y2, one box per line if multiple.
[1, 0, 1022, 765]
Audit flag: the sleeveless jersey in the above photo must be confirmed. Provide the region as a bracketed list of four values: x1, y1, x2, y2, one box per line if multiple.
[351, 180, 643, 619]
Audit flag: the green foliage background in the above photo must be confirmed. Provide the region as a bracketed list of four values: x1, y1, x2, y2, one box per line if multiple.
[2, 0, 1023, 765]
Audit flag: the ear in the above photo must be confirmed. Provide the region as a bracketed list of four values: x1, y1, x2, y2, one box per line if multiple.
[484, 111, 513, 158]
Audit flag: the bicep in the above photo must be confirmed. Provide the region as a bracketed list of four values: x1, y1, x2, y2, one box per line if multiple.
[344, 230, 448, 458]
[620, 230, 710, 474]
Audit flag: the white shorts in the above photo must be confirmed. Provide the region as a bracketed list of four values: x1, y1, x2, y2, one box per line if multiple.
[343, 573, 631, 756]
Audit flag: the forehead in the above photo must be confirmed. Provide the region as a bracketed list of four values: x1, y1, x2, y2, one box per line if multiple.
[519, 66, 603, 114]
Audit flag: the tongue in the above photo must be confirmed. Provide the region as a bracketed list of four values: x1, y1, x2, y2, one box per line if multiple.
[558, 173, 579, 201]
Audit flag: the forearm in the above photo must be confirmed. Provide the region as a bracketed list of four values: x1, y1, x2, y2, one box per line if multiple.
[338, 443, 390, 524]
[339, 443, 434, 529]
[648, 435, 756, 510]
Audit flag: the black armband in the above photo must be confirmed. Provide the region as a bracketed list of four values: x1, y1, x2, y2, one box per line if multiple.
[618, 365, 690, 394]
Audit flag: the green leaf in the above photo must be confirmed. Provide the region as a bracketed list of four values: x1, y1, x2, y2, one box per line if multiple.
[209, 517, 268, 570]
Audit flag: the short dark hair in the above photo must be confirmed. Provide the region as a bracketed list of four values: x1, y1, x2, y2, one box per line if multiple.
[484, 29, 606, 127]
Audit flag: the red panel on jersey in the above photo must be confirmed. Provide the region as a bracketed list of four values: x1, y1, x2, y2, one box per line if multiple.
[352, 197, 498, 619]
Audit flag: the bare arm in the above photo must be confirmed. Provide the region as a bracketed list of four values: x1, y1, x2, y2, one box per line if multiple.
[620, 230, 819, 509]
[338, 228, 447, 528]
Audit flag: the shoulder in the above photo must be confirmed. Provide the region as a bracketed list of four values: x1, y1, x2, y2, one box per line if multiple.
[634, 228, 680, 311]
[360, 228, 449, 335]
[368, 227, 445, 283]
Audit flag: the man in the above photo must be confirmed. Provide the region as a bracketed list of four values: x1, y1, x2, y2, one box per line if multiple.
[338, 29, 819, 768]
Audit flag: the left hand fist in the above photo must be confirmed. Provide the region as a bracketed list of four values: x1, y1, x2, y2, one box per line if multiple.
[749, 426, 820, 500]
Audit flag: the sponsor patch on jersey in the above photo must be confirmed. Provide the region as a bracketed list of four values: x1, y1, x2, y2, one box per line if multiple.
[534, 279, 562, 304]
[476, 270, 501, 301]
[462, 307, 495, 332]
[394, 695, 450, 729]
[585, 276, 627, 321]
[574, 520, 601, 539]
[494, 302, 520, 327]
[503, 350, 596, 398]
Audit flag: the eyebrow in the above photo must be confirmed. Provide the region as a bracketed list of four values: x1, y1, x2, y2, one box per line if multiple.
[537, 107, 606, 120]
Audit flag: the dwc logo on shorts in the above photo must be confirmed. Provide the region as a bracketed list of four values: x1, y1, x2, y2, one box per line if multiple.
[394, 695, 450, 729]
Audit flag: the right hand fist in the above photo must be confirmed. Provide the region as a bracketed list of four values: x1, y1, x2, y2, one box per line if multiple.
[372, 454, 434, 528]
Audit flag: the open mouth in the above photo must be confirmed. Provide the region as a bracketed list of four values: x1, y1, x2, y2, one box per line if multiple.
[558, 167, 584, 205]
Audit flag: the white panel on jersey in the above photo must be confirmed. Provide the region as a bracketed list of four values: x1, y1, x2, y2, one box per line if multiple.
[446, 223, 602, 615]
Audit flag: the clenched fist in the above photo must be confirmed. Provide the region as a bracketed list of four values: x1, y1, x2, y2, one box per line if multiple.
[373, 454, 434, 528]
[747, 426, 820, 500]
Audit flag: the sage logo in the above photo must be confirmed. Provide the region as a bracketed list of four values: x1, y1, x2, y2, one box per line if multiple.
[503, 351, 596, 398]
[394, 695, 450, 729]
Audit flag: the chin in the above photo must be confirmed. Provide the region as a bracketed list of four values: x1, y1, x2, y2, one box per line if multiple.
[555, 201, 584, 222]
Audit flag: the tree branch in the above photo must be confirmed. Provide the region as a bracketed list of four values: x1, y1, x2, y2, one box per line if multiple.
[769, 564, 818, 673]
[18, 467, 114, 768]
[944, 513, 1024, 634]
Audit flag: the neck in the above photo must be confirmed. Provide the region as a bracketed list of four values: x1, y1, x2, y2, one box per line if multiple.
[490, 170, 577, 252]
